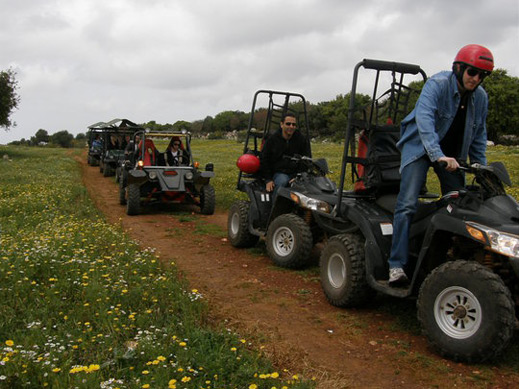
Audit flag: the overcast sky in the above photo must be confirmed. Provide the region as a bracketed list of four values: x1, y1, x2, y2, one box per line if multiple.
[1, 0, 518, 143]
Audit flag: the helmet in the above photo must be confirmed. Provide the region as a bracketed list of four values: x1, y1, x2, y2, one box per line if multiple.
[236, 153, 260, 174]
[454, 44, 494, 72]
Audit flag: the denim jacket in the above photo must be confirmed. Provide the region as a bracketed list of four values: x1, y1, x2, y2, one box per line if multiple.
[397, 70, 488, 171]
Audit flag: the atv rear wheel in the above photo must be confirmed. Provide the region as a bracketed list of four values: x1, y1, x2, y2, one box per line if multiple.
[227, 200, 259, 248]
[266, 213, 312, 269]
[200, 184, 215, 215]
[417, 260, 515, 362]
[126, 184, 141, 215]
[320, 234, 374, 307]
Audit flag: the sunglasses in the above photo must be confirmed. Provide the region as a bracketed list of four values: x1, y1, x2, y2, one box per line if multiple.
[284, 122, 297, 127]
[466, 66, 489, 79]
[173, 142, 180, 146]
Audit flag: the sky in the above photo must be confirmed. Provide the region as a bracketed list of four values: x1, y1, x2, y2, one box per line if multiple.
[1, 0, 518, 144]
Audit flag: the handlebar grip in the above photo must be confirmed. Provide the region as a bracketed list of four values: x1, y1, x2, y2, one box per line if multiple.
[361, 59, 423, 75]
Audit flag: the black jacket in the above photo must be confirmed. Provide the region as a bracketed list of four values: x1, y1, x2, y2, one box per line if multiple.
[260, 128, 311, 179]
[164, 149, 189, 166]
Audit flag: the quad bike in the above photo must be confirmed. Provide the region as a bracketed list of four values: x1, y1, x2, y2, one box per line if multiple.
[122, 130, 215, 216]
[318, 59, 518, 362]
[227, 90, 336, 268]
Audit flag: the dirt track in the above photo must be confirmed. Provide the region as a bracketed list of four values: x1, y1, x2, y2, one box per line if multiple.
[78, 155, 519, 389]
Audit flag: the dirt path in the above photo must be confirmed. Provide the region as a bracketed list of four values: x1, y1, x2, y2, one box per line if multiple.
[78, 156, 518, 389]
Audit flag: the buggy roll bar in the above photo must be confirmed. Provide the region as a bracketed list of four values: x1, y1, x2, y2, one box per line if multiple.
[334, 59, 427, 216]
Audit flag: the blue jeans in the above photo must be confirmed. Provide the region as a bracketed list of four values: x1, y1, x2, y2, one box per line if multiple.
[388, 156, 464, 270]
[272, 172, 292, 198]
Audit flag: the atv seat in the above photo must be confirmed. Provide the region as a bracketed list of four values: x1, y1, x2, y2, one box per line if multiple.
[352, 124, 401, 195]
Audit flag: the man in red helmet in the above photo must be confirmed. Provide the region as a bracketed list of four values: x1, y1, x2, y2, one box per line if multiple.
[388, 44, 494, 285]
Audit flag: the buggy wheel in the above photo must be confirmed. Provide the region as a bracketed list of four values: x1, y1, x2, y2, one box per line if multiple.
[320, 234, 374, 307]
[266, 214, 312, 269]
[115, 167, 121, 183]
[119, 174, 127, 205]
[417, 260, 515, 362]
[227, 200, 259, 248]
[200, 184, 215, 215]
[126, 184, 141, 215]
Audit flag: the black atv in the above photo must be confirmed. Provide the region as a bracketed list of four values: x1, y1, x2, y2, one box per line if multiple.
[318, 59, 518, 362]
[227, 90, 336, 268]
[122, 130, 215, 216]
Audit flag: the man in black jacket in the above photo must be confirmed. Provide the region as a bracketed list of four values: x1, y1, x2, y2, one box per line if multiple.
[260, 113, 311, 196]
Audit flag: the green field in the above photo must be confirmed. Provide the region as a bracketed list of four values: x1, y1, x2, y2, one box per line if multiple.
[0, 146, 313, 389]
[2, 141, 519, 387]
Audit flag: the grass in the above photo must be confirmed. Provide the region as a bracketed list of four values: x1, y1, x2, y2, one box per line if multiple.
[0, 146, 314, 389]
[2, 140, 519, 385]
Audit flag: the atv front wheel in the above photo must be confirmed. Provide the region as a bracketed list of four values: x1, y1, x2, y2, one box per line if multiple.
[320, 234, 374, 307]
[417, 260, 515, 362]
[200, 184, 215, 215]
[227, 200, 259, 248]
[266, 214, 312, 268]
[126, 184, 141, 215]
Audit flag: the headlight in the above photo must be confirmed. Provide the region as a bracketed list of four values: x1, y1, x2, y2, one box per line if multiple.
[185, 171, 193, 180]
[466, 222, 519, 257]
[149, 171, 157, 180]
[289, 191, 331, 213]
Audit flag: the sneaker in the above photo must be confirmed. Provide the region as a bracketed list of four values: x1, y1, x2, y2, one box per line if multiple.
[389, 268, 408, 285]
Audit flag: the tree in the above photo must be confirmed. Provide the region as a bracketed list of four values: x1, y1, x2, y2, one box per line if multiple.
[50, 130, 74, 148]
[34, 129, 50, 144]
[0, 68, 20, 130]
[172, 120, 192, 132]
[483, 69, 519, 141]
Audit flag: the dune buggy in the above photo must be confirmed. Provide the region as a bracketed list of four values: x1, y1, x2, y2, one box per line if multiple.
[227, 90, 336, 268]
[122, 130, 215, 216]
[86, 122, 104, 166]
[96, 118, 143, 177]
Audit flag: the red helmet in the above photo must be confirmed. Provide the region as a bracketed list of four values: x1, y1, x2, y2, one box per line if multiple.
[236, 153, 260, 174]
[454, 44, 494, 72]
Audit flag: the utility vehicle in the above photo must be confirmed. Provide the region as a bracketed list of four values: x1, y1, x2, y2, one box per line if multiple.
[318, 59, 518, 362]
[227, 90, 336, 268]
[122, 130, 215, 216]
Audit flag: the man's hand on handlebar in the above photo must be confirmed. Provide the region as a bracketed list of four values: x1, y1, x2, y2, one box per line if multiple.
[437, 156, 459, 172]
[266, 180, 275, 192]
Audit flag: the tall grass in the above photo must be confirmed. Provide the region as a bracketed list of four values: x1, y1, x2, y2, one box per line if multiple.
[0, 146, 313, 389]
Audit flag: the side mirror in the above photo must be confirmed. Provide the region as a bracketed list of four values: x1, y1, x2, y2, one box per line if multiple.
[205, 163, 214, 172]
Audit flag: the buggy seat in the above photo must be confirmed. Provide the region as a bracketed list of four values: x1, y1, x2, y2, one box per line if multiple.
[138, 139, 159, 166]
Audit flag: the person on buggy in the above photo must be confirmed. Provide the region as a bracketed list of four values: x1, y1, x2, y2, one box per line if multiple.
[164, 136, 189, 166]
[387, 44, 494, 285]
[260, 113, 311, 197]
